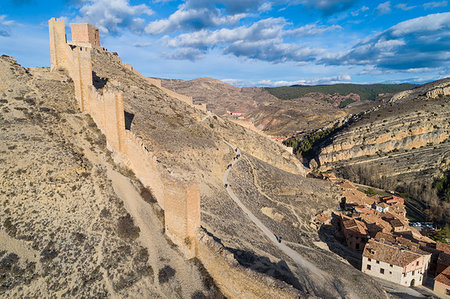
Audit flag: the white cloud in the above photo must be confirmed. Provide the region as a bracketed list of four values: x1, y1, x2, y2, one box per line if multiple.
[162, 47, 205, 61]
[76, 0, 153, 34]
[145, 7, 246, 35]
[287, 24, 342, 37]
[0, 15, 15, 37]
[376, 1, 391, 15]
[351, 6, 369, 16]
[222, 74, 352, 87]
[321, 12, 450, 71]
[166, 18, 285, 48]
[133, 41, 152, 47]
[395, 3, 416, 11]
[258, 2, 272, 12]
[423, 1, 448, 9]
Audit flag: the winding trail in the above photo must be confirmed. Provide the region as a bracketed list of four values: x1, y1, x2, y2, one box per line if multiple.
[222, 140, 326, 282]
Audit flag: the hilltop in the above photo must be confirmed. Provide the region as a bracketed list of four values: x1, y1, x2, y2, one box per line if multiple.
[285, 78, 450, 225]
[161, 78, 398, 137]
[0, 21, 392, 297]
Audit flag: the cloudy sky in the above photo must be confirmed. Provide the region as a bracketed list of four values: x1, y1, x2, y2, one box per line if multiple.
[0, 0, 449, 86]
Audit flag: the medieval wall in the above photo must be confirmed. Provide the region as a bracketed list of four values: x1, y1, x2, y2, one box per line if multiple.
[48, 17, 201, 258]
[164, 179, 200, 258]
[71, 23, 100, 47]
[47, 18, 301, 298]
[197, 230, 303, 299]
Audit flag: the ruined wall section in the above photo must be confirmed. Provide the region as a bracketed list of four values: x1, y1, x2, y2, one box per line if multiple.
[197, 230, 304, 299]
[48, 17, 201, 258]
[46, 19, 303, 297]
[164, 179, 200, 258]
[71, 23, 100, 47]
[122, 64, 208, 111]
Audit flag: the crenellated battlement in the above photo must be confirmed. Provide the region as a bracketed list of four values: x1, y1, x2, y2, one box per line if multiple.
[48, 17, 201, 259]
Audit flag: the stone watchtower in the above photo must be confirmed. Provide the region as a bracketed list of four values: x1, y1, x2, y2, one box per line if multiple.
[70, 23, 100, 47]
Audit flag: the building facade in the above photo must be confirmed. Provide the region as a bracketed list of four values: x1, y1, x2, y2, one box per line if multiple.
[362, 239, 431, 287]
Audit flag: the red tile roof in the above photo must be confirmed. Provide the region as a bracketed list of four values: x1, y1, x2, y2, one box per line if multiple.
[435, 266, 450, 286]
[363, 239, 427, 269]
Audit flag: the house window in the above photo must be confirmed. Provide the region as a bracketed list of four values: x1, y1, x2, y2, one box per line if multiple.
[368, 258, 371, 262]
[446, 289, 450, 295]
[376, 261, 380, 264]
[416, 261, 419, 266]
[380, 268, 384, 274]
[412, 271, 415, 275]
[390, 264, 393, 267]
[389, 271, 392, 274]
[367, 265, 371, 270]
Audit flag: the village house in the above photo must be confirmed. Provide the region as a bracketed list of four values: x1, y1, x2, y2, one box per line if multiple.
[362, 239, 431, 287]
[434, 266, 450, 297]
[340, 215, 369, 251]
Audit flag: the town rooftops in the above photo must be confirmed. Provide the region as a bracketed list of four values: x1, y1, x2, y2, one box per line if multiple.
[342, 216, 367, 235]
[437, 241, 450, 254]
[389, 218, 405, 228]
[363, 239, 428, 269]
[382, 195, 405, 204]
[435, 266, 450, 286]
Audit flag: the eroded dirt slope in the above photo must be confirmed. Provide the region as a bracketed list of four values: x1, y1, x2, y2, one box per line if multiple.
[0, 55, 216, 298]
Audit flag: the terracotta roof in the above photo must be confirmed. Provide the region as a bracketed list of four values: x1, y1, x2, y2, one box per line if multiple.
[438, 251, 450, 267]
[343, 189, 376, 207]
[390, 219, 404, 228]
[435, 266, 450, 286]
[363, 239, 424, 269]
[382, 195, 405, 204]
[342, 216, 367, 235]
[437, 241, 450, 254]
[375, 232, 396, 243]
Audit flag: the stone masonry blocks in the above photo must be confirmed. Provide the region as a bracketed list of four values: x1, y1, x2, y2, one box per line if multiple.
[71, 23, 100, 47]
[164, 179, 201, 259]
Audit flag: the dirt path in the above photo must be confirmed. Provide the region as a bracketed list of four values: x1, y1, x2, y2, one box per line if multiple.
[222, 140, 327, 282]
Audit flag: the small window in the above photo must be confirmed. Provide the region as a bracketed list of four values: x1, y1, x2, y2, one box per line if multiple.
[416, 261, 419, 266]
[390, 264, 393, 267]
[412, 271, 415, 275]
[380, 268, 384, 274]
[367, 265, 371, 270]
[368, 258, 371, 262]
[376, 261, 380, 264]
[389, 271, 392, 274]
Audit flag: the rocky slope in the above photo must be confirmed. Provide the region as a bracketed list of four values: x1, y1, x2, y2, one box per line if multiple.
[1, 51, 391, 298]
[160, 77, 388, 137]
[0, 55, 216, 298]
[309, 78, 450, 223]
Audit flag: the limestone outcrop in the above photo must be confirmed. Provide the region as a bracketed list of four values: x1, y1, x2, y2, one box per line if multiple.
[314, 78, 449, 210]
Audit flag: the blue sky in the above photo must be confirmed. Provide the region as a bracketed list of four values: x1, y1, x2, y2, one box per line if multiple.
[0, 0, 449, 86]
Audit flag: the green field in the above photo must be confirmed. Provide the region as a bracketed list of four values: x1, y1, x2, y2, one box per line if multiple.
[266, 83, 417, 101]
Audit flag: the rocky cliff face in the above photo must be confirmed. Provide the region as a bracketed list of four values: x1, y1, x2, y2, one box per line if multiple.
[315, 78, 450, 221]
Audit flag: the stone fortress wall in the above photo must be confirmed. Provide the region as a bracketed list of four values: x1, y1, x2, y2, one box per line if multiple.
[48, 18, 199, 258]
[48, 18, 300, 298]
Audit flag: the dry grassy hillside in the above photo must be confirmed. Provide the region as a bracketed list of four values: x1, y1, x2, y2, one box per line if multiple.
[160, 77, 383, 137]
[0, 55, 216, 298]
[0, 51, 391, 298]
[90, 50, 389, 298]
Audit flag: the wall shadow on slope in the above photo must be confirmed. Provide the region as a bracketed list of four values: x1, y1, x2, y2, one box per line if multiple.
[92, 71, 108, 89]
[201, 227, 304, 292]
[317, 219, 362, 270]
[124, 111, 134, 130]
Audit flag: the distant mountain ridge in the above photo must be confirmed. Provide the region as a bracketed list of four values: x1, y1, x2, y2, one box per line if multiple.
[266, 83, 417, 102]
